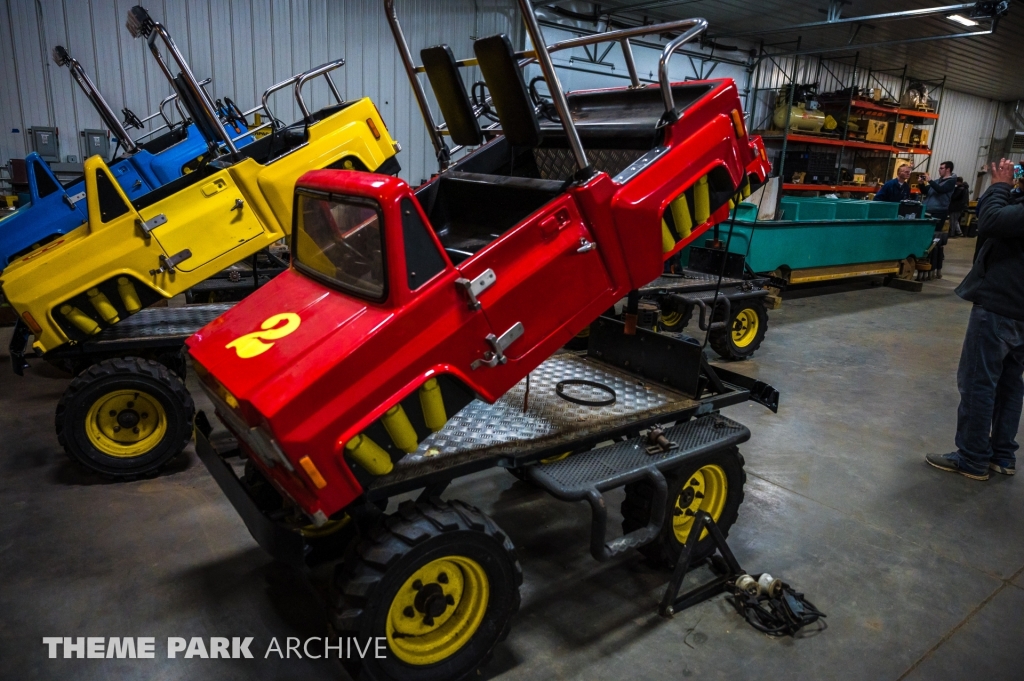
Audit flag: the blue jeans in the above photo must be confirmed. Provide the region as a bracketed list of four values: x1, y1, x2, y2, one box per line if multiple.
[954, 305, 1024, 473]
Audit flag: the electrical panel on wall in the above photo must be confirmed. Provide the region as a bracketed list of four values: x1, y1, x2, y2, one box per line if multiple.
[81, 129, 110, 160]
[28, 127, 60, 163]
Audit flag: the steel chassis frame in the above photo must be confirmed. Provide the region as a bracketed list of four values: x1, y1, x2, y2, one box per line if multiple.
[196, 350, 777, 568]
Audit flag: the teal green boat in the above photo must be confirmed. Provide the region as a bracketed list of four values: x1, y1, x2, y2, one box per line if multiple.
[711, 197, 937, 284]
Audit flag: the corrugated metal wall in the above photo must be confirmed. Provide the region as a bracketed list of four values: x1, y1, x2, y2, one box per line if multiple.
[0, 0, 517, 185]
[0, 0, 1009, 191]
[928, 89, 1000, 197]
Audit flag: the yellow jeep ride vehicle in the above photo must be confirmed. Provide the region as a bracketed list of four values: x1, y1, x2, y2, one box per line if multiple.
[0, 6, 400, 478]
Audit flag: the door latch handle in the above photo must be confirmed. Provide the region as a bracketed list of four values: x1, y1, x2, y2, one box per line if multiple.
[132, 180, 143, 190]
[471, 322, 524, 370]
[231, 198, 245, 211]
[576, 237, 597, 253]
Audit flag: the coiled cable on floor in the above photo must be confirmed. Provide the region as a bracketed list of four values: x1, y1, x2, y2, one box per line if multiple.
[728, 577, 827, 636]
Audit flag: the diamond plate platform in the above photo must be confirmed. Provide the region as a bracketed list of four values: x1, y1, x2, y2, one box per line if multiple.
[533, 148, 644, 182]
[371, 353, 701, 489]
[640, 270, 747, 293]
[87, 304, 233, 344]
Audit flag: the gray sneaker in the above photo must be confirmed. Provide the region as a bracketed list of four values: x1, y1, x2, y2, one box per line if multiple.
[989, 461, 1016, 476]
[926, 452, 989, 480]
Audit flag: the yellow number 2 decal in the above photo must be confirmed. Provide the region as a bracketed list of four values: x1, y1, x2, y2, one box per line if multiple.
[226, 313, 301, 359]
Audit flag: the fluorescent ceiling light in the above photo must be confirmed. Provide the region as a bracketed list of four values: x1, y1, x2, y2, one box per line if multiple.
[947, 14, 979, 26]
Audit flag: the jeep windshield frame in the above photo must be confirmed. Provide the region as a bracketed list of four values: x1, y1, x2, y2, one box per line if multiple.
[292, 190, 389, 304]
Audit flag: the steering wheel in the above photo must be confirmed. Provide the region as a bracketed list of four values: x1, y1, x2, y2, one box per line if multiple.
[528, 77, 559, 122]
[471, 82, 500, 123]
[121, 107, 144, 130]
[223, 97, 249, 127]
[216, 97, 249, 135]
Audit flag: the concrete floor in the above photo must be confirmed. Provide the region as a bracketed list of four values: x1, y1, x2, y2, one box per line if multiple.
[1, 237, 1022, 680]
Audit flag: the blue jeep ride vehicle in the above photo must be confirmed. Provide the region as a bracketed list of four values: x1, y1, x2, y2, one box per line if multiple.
[0, 45, 252, 269]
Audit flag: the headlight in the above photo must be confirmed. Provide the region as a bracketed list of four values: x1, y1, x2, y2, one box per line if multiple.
[196, 377, 294, 473]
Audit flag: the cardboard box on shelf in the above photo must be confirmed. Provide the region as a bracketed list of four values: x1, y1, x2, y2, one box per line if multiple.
[893, 121, 913, 145]
[866, 119, 889, 143]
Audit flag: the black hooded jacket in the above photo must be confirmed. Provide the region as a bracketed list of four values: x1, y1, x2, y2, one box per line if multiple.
[956, 183, 1024, 320]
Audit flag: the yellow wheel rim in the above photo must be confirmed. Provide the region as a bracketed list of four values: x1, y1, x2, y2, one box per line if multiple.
[575, 325, 591, 339]
[84, 389, 167, 458]
[731, 308, 759, 348]
[386, 556, 489, 666]
[672, 464, 728, 543]
[662, 311, 683, 328]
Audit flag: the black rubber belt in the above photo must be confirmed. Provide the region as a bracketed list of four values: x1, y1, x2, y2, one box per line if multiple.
[555, 379, 617, 407]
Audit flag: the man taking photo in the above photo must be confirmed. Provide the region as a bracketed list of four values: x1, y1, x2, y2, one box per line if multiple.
[927, 159, 1024, 480]
[920, 161, 957, 224]
[919, 161, 957, 278]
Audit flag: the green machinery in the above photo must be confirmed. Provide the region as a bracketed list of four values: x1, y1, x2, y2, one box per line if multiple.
[716, 196, 937, 285]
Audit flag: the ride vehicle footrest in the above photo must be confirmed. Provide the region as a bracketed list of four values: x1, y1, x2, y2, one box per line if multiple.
[524, 414, 748, 497]
[523, 415, 749, 561]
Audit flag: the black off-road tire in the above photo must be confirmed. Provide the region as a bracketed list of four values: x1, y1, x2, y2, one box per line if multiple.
[55, 357, 194, 479]
[329, 498, 522, 681]
[709, 298, 768, 360]
[242, 460, 358, 565]
[659, 300, 692, 332]
[564, 325, 590, 351]
[621, 446, 746, 568]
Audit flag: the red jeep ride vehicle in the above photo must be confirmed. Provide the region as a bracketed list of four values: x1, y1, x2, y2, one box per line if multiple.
[188, 2, 775, 679]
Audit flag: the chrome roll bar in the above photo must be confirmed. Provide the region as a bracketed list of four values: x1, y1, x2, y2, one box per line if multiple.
[657, 21, 709, 119]
[132, 76, 212, 142]
[52, 45, 139, 154]
[386, 0, 708, 174]
[514, 0, 588, 174]
[126, 5, 238, 154]
[295, 60, 346, 120]
[251, 59, 346, 127]
[524, 17, 709, 121]
[384, 0, 448, 164]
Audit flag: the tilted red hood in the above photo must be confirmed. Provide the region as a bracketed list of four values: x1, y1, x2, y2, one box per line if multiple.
[186, 269, 392, 424]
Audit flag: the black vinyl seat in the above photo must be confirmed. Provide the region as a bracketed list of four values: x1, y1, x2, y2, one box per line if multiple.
[421, 45, 483, 147]
[473, 34, 541, 149]
[414, 171, 562, 264]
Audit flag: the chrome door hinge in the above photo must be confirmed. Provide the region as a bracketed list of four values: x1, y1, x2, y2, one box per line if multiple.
[471, 322, 524, 370]
[137, 213, 167, 237]
[150, 248, 192, 275]
[455, 268, 497, 311]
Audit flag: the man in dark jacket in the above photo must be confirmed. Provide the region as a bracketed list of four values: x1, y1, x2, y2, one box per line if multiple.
[875, 164, 912, 202]
[919, 161, 957, 277]
[927, 159, 1024, 479]
[920, 161, 957, 222]
[948, 177, 970, 237]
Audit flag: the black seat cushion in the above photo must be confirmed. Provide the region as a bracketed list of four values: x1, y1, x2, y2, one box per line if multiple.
[473, 34, 540, 148]
[421, 45, 482, 147]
